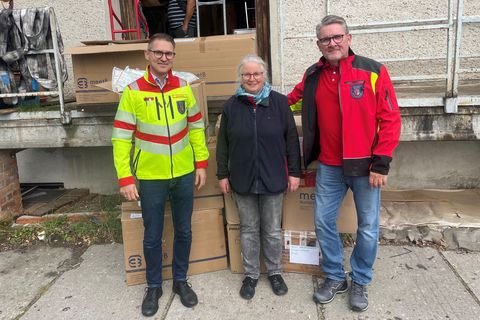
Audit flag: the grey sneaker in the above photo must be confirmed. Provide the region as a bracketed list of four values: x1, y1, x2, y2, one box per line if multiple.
[313, 278, 348, 304]
[349, 281, 368, 312]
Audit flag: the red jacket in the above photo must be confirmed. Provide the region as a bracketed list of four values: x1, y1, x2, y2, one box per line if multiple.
[288, 50, 401, 176]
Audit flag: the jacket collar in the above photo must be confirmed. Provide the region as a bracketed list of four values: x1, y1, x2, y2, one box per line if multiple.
[144, 66, 179, 91]
[238, 94, 270, 107]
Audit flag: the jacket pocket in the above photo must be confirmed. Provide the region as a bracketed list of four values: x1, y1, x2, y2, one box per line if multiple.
[385, 89, 394, 110]
[132, 149, 142, 176]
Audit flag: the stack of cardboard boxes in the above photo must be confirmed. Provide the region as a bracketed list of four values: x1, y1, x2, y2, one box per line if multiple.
[121, 196, 227, 285]
[66, 33, 256, 104]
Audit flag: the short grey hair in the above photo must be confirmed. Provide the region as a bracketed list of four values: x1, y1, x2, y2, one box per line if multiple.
[236, 54, 269, 83]
[316, 15, 349, 39]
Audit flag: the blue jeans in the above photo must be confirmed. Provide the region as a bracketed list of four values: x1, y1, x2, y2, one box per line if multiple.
[235, 192, 284, 279]
[139, 172, 194, 287]
[314, 163, 380, 286]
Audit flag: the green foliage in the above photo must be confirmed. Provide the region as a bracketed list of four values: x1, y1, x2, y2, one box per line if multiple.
[0, 196, 123, 251]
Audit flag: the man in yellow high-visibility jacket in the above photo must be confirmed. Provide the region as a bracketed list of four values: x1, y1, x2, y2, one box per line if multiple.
[112, 33, 208, 317]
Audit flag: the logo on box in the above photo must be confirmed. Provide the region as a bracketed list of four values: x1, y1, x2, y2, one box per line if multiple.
[128, 255, 143, 268]
[77, 77, 88, 89]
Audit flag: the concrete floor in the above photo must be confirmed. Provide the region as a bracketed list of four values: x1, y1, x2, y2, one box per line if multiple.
[1, 244, 479, 320]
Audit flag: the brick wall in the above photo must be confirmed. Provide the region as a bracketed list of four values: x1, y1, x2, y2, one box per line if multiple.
[0, 150, 23, 221]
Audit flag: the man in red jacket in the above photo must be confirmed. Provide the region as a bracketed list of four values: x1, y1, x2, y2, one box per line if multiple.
[288, 15, 401, 312]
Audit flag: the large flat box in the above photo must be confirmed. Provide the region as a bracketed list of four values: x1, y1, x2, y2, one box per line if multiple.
[66, 34, 256, 103]
[282, 170, 358, 234]
[121, 196, 227, 286]
[282, 230, 323, 277]
[226, 224, 266, 274]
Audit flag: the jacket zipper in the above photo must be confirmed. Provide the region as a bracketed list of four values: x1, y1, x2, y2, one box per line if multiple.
[385, 89, 393, 110]
[338, 65, 345, 161]
[253, 102, 259, 192]
[161, 90, 174, 178]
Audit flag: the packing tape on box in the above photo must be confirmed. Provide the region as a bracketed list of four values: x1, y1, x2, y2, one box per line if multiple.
[199, 37, 206, 53]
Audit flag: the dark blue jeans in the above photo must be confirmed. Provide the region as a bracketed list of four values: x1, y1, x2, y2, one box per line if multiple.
[139, 172, 194, 287]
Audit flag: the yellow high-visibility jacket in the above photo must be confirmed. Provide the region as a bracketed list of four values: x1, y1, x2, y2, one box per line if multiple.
[112, 67, 208, 187]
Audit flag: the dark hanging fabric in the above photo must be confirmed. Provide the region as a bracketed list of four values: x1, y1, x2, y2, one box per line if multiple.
[0, 7, 68, 106]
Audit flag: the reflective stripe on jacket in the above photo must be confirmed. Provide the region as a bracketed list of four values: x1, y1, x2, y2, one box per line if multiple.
[112, 67, 208, 186]
[288, 50, 401, 176]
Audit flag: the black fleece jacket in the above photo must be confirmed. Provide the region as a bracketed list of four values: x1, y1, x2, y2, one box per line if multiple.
[216, 90, 301, 195]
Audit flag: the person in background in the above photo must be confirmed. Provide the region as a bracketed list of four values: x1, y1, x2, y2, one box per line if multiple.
[288, 15, 401, 312]
[168, 0, 196, 38]
[141, 0, 169, 36]
[112, 33, 208, 317]
[216, 54, 301, 300]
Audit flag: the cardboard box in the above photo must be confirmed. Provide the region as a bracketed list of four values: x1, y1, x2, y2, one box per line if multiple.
[193, 138, 222, 198]
[67, 34, 256, 103]
[282, 170, 358, 234]
[121, 196, 227, 285]
[226, 224, 266, 274]
[224, 192, 239, 225]
[191, 81, 208, 128]
[282, 230, 323, 276]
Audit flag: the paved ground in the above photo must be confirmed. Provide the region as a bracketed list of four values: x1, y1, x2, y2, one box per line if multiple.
[1, 244, 479, 320]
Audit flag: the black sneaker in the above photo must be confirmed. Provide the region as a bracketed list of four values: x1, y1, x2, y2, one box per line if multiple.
[239, 276, 258, 300]
[172, 281, 198, 308]
[141, 287, 163, 317]
[313, 278, 348, 304]
[268, 274, 288, 296]
[349, 281, 368, 312]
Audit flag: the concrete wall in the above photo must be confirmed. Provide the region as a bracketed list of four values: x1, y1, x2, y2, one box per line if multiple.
[271, 0, 480, 88]
[15, 141, 480, 195]
[12, 0, 111, 100]
[390, 141, 480, 189]
[17, 147, 118, 194]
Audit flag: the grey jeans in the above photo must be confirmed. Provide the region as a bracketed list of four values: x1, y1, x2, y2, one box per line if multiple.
[170, 25, 196, 38]
[235, 192, 284, 279]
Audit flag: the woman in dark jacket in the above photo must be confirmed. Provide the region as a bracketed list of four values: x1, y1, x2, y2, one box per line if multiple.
[216, 54, 301, 300]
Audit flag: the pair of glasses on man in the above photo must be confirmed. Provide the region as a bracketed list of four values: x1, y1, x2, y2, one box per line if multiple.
[318, 34, 346, 46]
[241, 72, 264, 80]
[149, 50, 176, 59]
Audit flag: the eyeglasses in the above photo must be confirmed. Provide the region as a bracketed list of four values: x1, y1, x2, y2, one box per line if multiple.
[318, 34, 346, 46]
[148, 50, 176, 59]
[241, 72, 264, 80]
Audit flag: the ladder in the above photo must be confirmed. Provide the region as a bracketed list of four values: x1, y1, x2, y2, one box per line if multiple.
[196, 0, 227, 36]
[108, 0, 148, 40]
